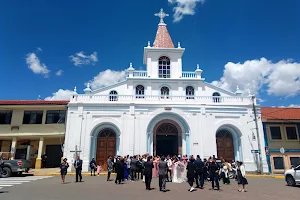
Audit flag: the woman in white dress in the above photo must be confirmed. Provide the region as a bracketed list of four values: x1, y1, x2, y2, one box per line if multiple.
[172, 157, 185, 183]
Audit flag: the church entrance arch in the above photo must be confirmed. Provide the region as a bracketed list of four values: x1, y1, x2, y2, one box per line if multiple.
[216, 130, 234, 161]
[96, 128, 116, 170]
[153, 120, 181, 157]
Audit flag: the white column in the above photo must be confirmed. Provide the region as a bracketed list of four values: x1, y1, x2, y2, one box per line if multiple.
[10, 137, 17, 160]
[37, 137, 44, 159]
[35, 137, 44, 169]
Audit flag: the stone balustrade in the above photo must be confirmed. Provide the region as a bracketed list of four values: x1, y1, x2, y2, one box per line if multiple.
[70, 94, 253, 105]
[126, 70, 200, 79]
[181, 71, 197, 78]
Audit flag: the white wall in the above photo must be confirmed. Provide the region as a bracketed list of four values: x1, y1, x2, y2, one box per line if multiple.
[145, 49, 184, 79]
[64, 104, 268, 173]
[91, 78, 232, 97]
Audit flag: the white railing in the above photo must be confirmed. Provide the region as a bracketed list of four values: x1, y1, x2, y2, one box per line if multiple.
[70, 94, 252, 105]
[182, 72, 197, 78]
[126, 70, 198, 78]
[133, 70, 147, 77]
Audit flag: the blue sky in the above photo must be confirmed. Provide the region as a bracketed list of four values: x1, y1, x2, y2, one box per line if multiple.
[0, 0, 300, 107]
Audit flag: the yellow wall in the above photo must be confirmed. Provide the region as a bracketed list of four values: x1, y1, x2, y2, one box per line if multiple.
[0, 105, 66, 137]
[270, 152, 300, 174]
[0, 140, 11, 152]
[266, 124, 300, 149]
[0, 104, 66, 167]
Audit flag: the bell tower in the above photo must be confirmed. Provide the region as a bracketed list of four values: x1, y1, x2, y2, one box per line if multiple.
[143, 8, 185, 79]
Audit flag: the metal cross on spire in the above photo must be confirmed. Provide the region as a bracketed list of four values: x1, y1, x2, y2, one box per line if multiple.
[154, 8, 169, 24]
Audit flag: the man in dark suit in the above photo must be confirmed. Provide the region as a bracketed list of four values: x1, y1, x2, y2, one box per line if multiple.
[74, 156, 83, 182]
[208, 159, 220, 190]
[158, 156, 168, 192]
[144, 156, 154, 190]
[194, 155, 205, 188]
[115, 156, 124, 184]
[187, 156, 196, 192]
[130, 156, 137, 181]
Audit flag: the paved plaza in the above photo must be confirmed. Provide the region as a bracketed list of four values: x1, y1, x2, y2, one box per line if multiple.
[0, 176, 299, 200]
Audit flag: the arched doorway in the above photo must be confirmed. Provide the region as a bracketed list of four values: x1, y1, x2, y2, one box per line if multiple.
[154, 122, 179, 157]
[216, 130, 234, 161]
[96, 128, 116, 170]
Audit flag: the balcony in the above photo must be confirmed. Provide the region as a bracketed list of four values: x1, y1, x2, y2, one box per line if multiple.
[126, 70, 201, 79]
[70, 94, 252, 105]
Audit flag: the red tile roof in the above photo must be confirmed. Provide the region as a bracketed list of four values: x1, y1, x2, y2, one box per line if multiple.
[261, 107, 300, 120]
[153, 24, 174, 48]
[0, 100, 69, 105]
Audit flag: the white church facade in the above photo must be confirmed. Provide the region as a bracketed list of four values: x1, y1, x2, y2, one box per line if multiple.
[63, 9, 268, 173]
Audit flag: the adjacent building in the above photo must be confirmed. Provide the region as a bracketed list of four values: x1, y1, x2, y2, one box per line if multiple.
[0, 100, 68, 168]
[261, 107, 300, 174]
[63, 9, 268, 173]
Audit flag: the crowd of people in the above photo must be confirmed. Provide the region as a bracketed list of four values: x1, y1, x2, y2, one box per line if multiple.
[101, 154, 248, 192]
[59, 154, 248, 193]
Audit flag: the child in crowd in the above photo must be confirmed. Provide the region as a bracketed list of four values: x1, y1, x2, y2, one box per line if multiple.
[97, 164, 102, 176]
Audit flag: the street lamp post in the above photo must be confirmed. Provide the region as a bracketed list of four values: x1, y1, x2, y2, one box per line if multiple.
[252, 95, 263, 174]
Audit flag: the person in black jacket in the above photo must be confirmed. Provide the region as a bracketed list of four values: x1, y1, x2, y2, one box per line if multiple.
[194, 155, 205, 188]
[74, 156, 83, 182]
[115, 156, 124, 184]
[208, 159, 220, 190]
[90, 158, 97, 176]
[186, 156, 196, 192]
[144, 156, 154, 190]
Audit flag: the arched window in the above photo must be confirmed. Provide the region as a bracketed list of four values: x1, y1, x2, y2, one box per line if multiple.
[109, 90, 118, 101]
[213, 92, 221, 103]
[158, 56, 171, 78]
[186, 86, 195, 99]
[135, 85, 145, 98]
[161, 86, 170, 99]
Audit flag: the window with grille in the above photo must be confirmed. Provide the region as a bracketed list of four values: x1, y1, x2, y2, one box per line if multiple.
[285, 126, 298, 140]
[213, 92, 221, 103]
[109, 90, 118, 101]
[135, 85, 145, 98]
[46, 110, 66, 124]
[23, 111, 43, 124]
[0, 111, 12, 124]
[158, 56, 171, 78]
[186, 86, 195, 99]
[270, 126, 282, 140]
[273, 157, 284, 169]
[290, 157, 300, 168]
[161, 86, 170, 99]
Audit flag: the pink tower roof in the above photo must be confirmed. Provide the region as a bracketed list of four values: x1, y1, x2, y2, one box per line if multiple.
[153, 24, 174, 48]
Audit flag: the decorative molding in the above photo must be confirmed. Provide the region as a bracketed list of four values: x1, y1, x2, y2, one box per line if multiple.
[83, 106, 129, 112]
[214, 116, 240, 119]
[92, 115, 121, 118]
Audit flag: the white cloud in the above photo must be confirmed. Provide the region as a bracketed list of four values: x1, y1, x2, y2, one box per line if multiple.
[25, 53, 50, 77]
[288, 104, 300, 108]
[69, 51, 98, 66]
[87, 69, 126, 90]
[212, 58, 300, 97]
[168, 0, 205, 22]
[36, 47, 42, 52]
[45, 89, 73, 100]
[56, 70, 63, 76]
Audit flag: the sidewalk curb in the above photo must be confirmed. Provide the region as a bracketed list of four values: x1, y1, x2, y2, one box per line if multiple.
[246, 174, 284, 179]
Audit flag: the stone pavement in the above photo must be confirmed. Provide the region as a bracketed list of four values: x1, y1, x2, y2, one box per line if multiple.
[0, 176, 298, 200]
